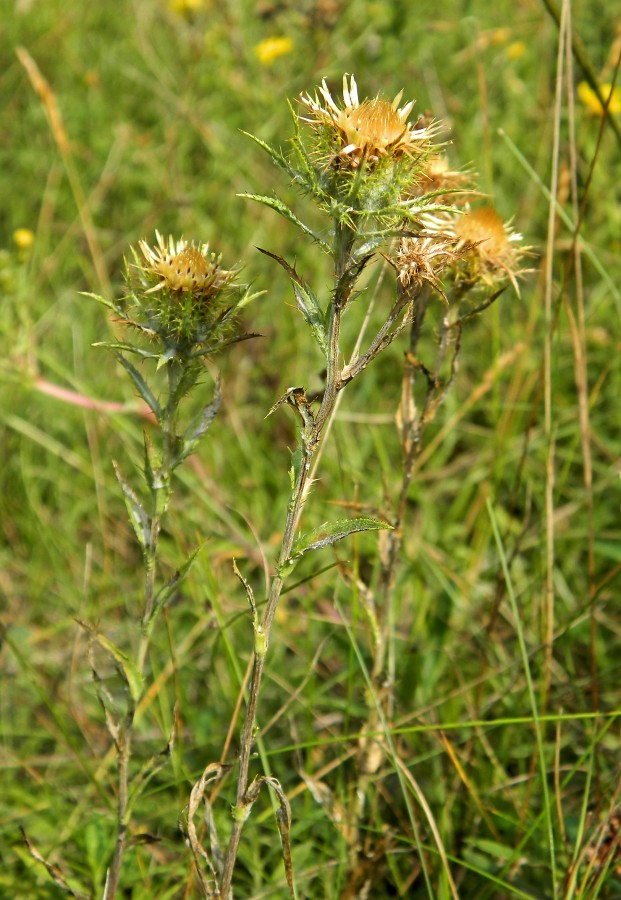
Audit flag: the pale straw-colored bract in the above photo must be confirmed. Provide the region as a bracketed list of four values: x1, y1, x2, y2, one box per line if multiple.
[139, 231, 235, 298]
[300, 74, 435, 167]
[420, 206, 527, 294]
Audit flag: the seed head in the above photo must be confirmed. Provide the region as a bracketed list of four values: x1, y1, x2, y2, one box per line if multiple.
[396, 232, 460, 300]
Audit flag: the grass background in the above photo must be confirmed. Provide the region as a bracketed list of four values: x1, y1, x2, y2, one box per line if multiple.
[1, 0, 620, 896]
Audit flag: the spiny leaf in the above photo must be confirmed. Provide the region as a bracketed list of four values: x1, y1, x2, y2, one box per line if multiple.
[81, 291, 123, 315]
[258, 248, 328, 355]
[113, 461, 150, 552]
[240, 130, 295, 175]
[240, 193, 330, 251]
[152, 545, 203, 618]
[77, 619, 145, 704]
[290, 516, 392, 561]
[93, 341, 159, 359]
[114, 352, 162, 420]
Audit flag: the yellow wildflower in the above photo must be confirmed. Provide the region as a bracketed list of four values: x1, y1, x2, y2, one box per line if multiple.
[13, 228, 35, 251]
[506, 41, 526, 61]
[168, 0, 206, 16]
[578, 81, 621, 117]
[255, 36, 293, 66]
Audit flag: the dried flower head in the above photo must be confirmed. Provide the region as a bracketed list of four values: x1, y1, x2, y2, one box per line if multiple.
[139, 232, 236, 299]
[300, 74, 434, 168]
[396, 232, 460, 299]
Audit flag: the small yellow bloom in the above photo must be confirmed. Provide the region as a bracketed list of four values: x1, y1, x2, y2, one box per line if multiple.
[506, 41, 526, 61]
[255, 36, 293, 66]
[13, 228, 34, 251]
[168, 0, 206, 15]
[578, 81, 621, 117]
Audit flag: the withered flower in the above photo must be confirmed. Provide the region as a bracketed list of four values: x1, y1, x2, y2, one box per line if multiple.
[396, 232, 460, 300]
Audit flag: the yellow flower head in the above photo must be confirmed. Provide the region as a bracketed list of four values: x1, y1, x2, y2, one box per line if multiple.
[300, 74, 434, 168]
[139, 232, 236, 300]
[255, 36, 293, 66]
[167, 0, 206, 17]
[422, 206, 528, 295]
[578, 81, 621, 117]
[412, 154, 472, 202]
[454, 206, 526, 294]
[13, 228, 35, 251]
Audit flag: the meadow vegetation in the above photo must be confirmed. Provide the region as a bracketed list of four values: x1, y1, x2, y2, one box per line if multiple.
[1, 0, 620, 897]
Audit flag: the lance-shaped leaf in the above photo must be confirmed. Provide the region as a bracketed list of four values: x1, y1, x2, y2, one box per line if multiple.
[82, 291, 125, 316]
[262, 777, 295, 900]
[289, 516, 392, 562]
[113, 461, 151, 552]
[94, 341, 160, 359]
[113, 352, 162, 421]
[258, 249, 328, 355]
[76, 619, 145, 704]
[241, 130, 295, 177]
[88, 647, 120, 744]
[240, 193, 330, 251]
[174, 380, 221, 466]
[152, 545, 202, 619]
[127, 715, 176, 816]
[21, 828, 91, 900]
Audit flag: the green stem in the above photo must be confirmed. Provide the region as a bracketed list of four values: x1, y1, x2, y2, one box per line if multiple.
[105, 358, 179, 898]
[219, 223, 353, 899]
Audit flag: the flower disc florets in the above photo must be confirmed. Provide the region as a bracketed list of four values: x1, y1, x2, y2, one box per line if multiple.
[300, 74, 435, 169]
[139, 232, 236, 299]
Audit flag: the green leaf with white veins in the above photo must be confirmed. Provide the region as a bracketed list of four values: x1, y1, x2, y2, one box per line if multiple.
[290, 516, 392, 561]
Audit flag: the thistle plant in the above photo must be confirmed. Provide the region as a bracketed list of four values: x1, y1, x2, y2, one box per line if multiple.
[180, 73, 527, 898]
[85, 233, 252, 899]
